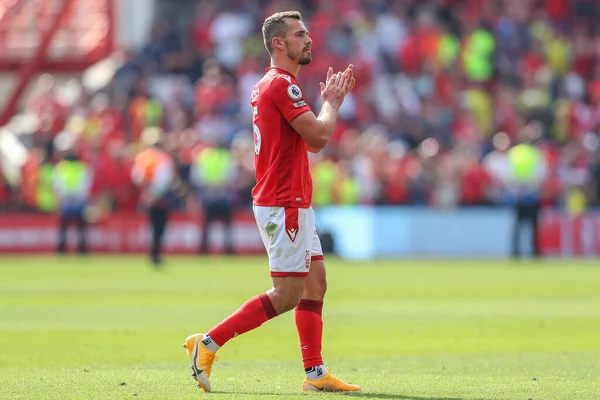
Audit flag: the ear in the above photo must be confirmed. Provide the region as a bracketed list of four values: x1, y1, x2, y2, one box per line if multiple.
[272, 36, 284, 51]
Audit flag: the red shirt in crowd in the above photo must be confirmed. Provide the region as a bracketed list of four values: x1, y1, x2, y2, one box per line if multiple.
[461, 161, 492, 204]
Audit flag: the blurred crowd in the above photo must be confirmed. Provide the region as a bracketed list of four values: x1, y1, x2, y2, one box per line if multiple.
[2, 0, 600, 214]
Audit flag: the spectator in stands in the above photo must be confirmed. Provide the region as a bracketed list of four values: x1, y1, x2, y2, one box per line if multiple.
[27, 74, 66, 159]
[127, 78, 163, 143]
[483, 131, 512, 205]
[0, 163, 10, 211]
[5, 0, 600, 220]
[459, 144, 493, 206]
[101, 140, 139, 212]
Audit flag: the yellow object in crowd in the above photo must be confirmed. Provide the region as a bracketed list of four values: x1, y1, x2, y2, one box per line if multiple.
[196, 147, 233, 185]
[336, 177, 360, 205]
[312, 160, 337, 207]
[36, 163, 56, 212]
[462, 28, 495, 82]
[566, 188, 587, 216]
[54, 160, 87, 195]
[508, 144, 542, 183]
[464, 89, 493, 136]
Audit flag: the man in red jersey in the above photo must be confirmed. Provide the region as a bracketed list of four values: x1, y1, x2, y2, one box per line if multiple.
[183, 10, 358, 393]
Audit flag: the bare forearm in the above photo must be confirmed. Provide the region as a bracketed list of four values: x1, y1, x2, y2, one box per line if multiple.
[315, 101, 339, 148]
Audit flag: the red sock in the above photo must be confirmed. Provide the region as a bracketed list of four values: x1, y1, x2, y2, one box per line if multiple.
[208, 293, 278, 347]
[294, 299, 324, 369]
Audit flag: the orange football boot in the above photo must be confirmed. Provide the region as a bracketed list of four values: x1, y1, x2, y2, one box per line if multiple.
[182, 333, 218, 392]
[303, 368, 361, 392]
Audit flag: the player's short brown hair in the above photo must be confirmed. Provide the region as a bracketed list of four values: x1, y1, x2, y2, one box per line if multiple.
[262, 11, 302, 55]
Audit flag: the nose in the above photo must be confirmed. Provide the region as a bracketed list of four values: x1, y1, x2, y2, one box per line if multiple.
[306, 35, 313, 46]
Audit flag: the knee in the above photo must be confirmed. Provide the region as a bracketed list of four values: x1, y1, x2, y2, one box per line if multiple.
[268, 285, 304, 314]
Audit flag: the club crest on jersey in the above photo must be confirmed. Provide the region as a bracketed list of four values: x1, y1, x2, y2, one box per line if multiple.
[287, 84, 303, 100]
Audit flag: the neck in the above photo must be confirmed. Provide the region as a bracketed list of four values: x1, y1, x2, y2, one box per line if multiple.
[271, 56, 300, 77]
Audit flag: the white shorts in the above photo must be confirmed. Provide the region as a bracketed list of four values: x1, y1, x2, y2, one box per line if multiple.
[253, 205, 324, 276]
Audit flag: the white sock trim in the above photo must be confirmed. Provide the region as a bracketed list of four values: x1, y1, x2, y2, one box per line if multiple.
[201, 334, 220, 352]
[305, 365, 326, 380]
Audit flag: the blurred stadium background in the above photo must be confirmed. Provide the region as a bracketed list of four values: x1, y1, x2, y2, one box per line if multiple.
[2, 2, 600, 399]
[1, 0, 600, 259]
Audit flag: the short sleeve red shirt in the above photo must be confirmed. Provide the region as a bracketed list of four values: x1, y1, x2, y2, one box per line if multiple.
[250, 67, 313, 208]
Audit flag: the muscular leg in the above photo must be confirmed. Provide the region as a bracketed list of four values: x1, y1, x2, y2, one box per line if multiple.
[206, 275, 306, 348]
[202, 206, 311, 350]
[301, 258, 327, 300]
[184, 206, 358, 392]
[183, 273, 307, 392]
[294, 257, 360, 391]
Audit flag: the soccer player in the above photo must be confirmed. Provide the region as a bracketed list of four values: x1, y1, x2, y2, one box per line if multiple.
[183, 10, 358, 393]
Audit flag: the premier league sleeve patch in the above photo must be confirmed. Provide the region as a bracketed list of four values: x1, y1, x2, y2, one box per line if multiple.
[287, 84, 303, 100]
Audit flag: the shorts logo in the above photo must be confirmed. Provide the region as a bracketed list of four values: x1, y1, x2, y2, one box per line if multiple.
[305, 251, 310, 269]
[287, 84, 303, 100]
[287, 228, 298, 242]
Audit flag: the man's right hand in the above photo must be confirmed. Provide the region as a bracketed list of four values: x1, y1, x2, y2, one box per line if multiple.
[320, 64, 355, 108]
[291, 65, 356, 150]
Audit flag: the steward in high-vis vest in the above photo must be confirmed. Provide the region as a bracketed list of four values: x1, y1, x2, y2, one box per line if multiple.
[52, 151, 91, 254]
[506, 141, 547, 259]
[131, 128, 176, 266]
[189, 143, 236, 255]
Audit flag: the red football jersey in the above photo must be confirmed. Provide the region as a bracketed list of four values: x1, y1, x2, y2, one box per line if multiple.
[250, 67, 313, 208]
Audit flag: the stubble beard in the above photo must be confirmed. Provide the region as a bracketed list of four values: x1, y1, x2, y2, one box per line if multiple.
[299, 54, 312, 65]
[287, 46, 312, 65]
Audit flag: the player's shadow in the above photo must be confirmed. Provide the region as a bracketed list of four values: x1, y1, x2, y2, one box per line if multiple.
[342, 394, 492, 400]
[212, 392, 293, 397]
[215, 392, 490, 400]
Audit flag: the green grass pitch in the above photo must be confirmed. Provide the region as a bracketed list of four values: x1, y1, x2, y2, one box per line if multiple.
[0, 256, 599, 399]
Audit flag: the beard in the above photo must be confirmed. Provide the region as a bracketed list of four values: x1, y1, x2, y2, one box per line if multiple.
[287, 45, 312, 65]
[299, 53, 312, 65]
